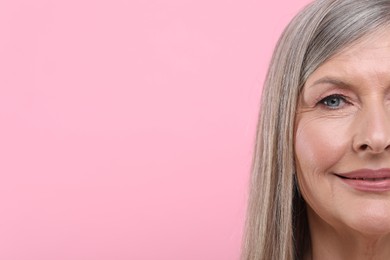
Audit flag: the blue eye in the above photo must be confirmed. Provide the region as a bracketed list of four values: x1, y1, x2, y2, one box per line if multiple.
[319, 94, 346, 108]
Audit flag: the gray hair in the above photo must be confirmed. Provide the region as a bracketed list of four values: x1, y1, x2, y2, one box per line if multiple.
[242, 0, 390, 259]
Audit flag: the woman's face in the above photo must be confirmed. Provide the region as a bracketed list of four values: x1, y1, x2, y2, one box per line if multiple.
[295, 29, 390, 236]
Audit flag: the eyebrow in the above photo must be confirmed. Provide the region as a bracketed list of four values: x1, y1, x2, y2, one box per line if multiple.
[308, 76, 351, 89]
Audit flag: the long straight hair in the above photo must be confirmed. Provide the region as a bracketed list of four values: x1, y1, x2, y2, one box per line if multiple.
[241, 1, 390, 259]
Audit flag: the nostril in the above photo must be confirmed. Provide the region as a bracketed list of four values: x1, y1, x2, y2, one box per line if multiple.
[360, 144, 369, 150]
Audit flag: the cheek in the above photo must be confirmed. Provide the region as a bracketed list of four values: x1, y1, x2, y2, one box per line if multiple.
[294, 117, 352, 206]
[295, 117, 351, 175]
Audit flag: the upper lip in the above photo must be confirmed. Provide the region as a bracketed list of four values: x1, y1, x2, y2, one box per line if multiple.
[335, 168, 390, 179]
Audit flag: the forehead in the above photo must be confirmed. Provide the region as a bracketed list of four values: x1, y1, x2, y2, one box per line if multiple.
[335, 29, 390, 61]
[305, 28, 390, 86]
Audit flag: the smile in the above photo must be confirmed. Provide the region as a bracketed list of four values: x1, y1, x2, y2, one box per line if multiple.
[335, 169, 390, 192]
[337, 176, 390, 181]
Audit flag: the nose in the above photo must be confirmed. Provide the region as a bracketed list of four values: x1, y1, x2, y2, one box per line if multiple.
[353, 104, 390, 154]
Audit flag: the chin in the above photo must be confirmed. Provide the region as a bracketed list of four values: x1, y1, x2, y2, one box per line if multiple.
[348, 208, 390, 236]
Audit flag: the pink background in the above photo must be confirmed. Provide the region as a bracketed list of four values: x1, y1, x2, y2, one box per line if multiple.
[0, 0, 311, 259]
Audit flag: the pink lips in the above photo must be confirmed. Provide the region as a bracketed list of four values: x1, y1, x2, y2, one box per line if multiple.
[335, 168, 390, 192]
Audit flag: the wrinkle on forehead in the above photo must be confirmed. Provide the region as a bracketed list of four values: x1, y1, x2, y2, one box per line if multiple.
[300, 28, 390, 100]
[332, 26, 390, 59]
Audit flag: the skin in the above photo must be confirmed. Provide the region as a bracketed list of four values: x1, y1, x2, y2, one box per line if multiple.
[295, 29, 390, 260]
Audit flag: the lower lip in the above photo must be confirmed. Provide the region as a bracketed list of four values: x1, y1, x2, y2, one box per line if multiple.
[338, 177, 390, 192]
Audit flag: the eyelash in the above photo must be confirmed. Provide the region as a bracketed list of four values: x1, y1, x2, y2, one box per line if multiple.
[316, 94, 350, 109]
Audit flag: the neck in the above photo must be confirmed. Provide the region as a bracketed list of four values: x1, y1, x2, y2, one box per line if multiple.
[306, 207, 390, 260]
